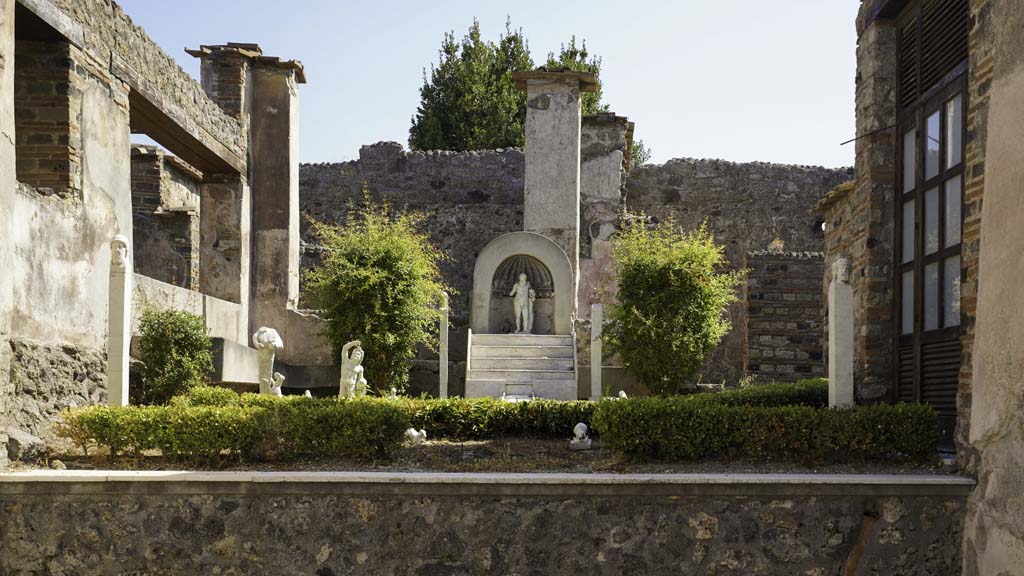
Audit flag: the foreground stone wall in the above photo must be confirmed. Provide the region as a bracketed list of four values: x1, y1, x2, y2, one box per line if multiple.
[0, 473, 969, 575]
[746, 251, 825, 382]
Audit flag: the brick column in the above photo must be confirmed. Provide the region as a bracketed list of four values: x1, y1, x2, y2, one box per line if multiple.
[850, 8, 898, 402]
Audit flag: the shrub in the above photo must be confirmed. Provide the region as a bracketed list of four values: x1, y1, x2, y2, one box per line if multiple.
[592, 397, 939, 463]
[398, 397, 596, 440]
[304, 198, 450, 393]
[605, 215, 744, 395]
[59, 397, 408, 462]
[705, 378, 829, 408]
[136, 309, 213, 405]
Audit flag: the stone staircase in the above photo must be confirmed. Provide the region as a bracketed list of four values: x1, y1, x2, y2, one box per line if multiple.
[465, 333, 577, 401]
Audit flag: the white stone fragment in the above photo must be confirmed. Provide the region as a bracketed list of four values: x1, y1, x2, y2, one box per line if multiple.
[252, 327, 284, 395]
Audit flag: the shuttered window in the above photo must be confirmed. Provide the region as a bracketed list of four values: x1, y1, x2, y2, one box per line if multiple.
[894, 0, 968, 448]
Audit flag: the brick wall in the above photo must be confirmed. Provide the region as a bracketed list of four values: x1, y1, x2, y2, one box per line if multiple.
[746, 251, 826, 382]
[13, 39, 82, 197]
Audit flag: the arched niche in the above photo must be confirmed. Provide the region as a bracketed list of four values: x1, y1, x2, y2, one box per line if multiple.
[471, 232, 575, 335]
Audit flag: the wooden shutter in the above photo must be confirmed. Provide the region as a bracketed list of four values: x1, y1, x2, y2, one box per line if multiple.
[897, 0, 969, 110]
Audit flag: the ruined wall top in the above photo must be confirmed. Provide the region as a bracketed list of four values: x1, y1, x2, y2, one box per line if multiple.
[44, 0, 248, 165]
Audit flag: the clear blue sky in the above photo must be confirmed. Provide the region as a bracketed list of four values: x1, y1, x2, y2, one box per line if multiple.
[118, 0, 858, 168]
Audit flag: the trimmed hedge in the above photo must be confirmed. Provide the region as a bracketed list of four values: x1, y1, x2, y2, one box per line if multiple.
[60, 397, 407, 461]
[397, 397, 596, 441]
[592, 397, 939, 463]
[702, 378, 828, 408]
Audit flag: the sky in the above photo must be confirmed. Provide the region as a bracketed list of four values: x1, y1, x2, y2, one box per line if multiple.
[118, 0, 859, 168]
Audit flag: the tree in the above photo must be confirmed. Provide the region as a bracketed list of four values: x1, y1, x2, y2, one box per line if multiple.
[304, 198, 450, 392]
[409, 20, 609, 151]
[409, 20, 533, 151]
[545, 36, 608, 116]
[604, 215, 744, 395]
[631, 139, 652, 168]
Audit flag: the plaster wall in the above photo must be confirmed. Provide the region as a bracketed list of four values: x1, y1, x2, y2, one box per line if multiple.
[962, 0, 1024, 571]
[0, 0, 16, 463]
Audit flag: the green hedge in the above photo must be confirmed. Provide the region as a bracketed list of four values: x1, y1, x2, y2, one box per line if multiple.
[592, 397, 939, 463]
[60, 397, 407, 461]
[701, 378, 828, 408]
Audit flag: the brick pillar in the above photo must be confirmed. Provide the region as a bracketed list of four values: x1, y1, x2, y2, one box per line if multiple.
[851, 9, 898, 402]
[0, 0, 16, 464]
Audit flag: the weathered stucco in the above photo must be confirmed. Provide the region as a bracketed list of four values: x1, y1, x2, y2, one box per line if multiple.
[0, 0, 16, 464]
[962, 0, 1024, 572]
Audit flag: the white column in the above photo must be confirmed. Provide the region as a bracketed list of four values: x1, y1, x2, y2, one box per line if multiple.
[590, 303, 603, 401]
[439, 293, 449, 399]
[107, 235, 132, 406]
[828, 258, 854, 407]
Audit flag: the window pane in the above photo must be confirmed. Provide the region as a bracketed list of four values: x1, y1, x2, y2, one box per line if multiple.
[902, 271, 914, 335]
[926, 111, 940, 180]
[903, 129, 917, 192]
[924, 262, 939, 331]
[902, 200, 915, 264]
[946, 94, 963, 169]
[945, 176, 962, 247]
[944, 255, 961, 327]
[925, 187, 940, 255]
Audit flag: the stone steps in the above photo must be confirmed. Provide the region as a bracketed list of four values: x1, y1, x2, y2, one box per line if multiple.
[466, 333, 578, 401]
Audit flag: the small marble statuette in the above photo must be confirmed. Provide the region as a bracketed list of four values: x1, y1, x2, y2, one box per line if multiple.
[109, 234, 129, 270]
[570, 422, 592, 451]
[405, 428, 428, 445]
[618, 390, 628, 399]
[389, 387, 398, 400]
[339, 340, 368, 399]
[252, 327, 284, 395]
[270, 372, 285, 397]
[303, 390, 313, 398]
[509, 273, 537, 333]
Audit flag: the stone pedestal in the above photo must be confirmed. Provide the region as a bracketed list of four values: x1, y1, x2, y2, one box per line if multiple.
[107, 236, 132, 406]
[590, 303, 603, 401]
[439, 294, 449, 399]
[828, 258, 854, 407]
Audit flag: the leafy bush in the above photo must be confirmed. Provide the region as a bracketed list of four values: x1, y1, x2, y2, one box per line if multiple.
[705, 378, 828, 408]
[605, 216, 744, 395]
[305, 199, 449, 393]
[60, 397, 408, 462]
[592, 397, 939, 463]
[137, 309, 213, 405]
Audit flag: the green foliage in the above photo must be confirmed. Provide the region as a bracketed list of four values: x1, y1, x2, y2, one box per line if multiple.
[60, 396, 408, 462]
[605, 216, 744, 394]
[136, 309, 213, 405]
[398, 397, 596, 440]
[705, 378, 829, 408]
[409, 20, 609, 151]
[592, 398, 939, 463]
[544, 36, 607, 116]
[631, 138, 652, 168]
[304, 199, 449, 392]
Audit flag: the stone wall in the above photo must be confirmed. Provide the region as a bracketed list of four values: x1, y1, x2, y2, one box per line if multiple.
[131, 145, 201, 290]
[0, 473, 970, 575]
[746, 251, 825, 382]
[300, 142, 525, 364]
[625, 159, 850, 383]
[6, 337, 106, 441]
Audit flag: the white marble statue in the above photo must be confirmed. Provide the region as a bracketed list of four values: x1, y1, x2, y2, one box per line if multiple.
[270, 372, 286, 397]
[109, 234, 129, 270]
[832, 257, 851, 284]
[303, 390, 313, 398]
[509, 273, 537, 334]
[570, 422, 592, 450]
[405, 428, 428, 445]
[618, 390, 628, 399]
[339, 340, 368, 399]
[252, 327, 284, 395]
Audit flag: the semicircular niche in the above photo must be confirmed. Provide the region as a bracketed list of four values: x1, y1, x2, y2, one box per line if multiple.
[491, 254, 555, 298]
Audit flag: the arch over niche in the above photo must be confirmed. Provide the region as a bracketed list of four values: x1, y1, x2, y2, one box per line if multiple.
[472, 232, 575, 335]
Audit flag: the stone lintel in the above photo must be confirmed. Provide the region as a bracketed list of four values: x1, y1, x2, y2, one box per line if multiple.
[513, 70, 597, 92]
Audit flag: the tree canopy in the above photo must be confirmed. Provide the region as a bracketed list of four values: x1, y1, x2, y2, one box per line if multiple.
[410, 20, 636, 153]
